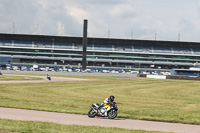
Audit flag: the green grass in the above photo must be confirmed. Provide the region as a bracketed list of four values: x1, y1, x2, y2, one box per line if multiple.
[0, 119, 167, 133]
[0, 74, 200, 125]
[0, 75, 43, 80]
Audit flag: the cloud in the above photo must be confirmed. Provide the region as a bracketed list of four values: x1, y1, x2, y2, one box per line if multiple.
[0, 0, 200, 42]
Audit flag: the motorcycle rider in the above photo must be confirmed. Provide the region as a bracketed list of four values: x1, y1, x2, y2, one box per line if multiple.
[46, 74, 51, 80]
[99, 95, 115, 116]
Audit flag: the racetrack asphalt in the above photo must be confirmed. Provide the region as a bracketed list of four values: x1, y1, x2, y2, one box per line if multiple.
[0, 107, 200, 133]
[0, 74, 90, 83]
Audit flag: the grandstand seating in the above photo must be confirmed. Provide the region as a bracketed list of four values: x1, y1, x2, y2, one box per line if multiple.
[14, 40, 32, 47]
[1, 33, 200, 71]
[153, 46, 172, 54]
[192, 49, 200, 55]
[45, 43, 52, 48]
[134, 45, 153, 53]
[114, 44, 132, 52]
[1, 38, 199, 56]
[73, 43, 82, 50]
[94, 44, 113, 51]
[54, 42, 72, 49]
[0, 40, 12, 46]
[87, 44, 93, 50]
[34, 41, 52, 48]
[172, 47, 192, 54]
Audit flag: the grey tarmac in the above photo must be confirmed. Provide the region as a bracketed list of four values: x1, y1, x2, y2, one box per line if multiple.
[0, 74, 90, 83]
[0, 107, 200, 133]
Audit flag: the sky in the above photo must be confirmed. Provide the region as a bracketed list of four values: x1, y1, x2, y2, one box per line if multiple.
[0, 0, 200, 42]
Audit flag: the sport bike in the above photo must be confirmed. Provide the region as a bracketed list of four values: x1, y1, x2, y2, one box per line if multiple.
[88, 102, 118, 119]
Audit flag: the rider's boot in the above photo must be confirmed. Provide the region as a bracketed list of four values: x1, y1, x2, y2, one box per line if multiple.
[104, 111, 107, 117]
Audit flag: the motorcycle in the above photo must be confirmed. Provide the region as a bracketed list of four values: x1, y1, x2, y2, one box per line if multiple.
[88, 102, 118, 119]
[46, 74, 51, 80]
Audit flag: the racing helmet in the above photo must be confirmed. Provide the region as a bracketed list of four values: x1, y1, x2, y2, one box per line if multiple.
[110, 95, 115, 102]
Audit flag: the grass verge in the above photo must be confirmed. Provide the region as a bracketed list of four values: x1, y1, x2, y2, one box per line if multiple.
[0, 118, 167, 133]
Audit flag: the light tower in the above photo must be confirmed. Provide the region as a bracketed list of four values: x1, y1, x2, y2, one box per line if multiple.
[82, 19, 88, 71]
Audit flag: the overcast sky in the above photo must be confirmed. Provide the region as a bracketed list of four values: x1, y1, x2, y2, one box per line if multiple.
[0, 0, 200, 42]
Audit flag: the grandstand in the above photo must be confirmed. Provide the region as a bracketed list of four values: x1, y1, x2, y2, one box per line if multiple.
[0, 33, 200, 73]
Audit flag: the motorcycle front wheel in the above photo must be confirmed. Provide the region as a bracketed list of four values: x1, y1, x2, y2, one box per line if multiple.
[88, 109, 97, 118]
[108, 109, 117, 119]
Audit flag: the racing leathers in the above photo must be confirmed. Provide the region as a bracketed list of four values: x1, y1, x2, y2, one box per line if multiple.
[99, 98, 113, 116]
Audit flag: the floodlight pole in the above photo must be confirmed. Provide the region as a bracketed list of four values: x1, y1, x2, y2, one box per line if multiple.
[82, 19, 88, 71]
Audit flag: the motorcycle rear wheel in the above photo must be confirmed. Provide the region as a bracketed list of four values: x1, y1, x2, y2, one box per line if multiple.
[88, 109, 97, 118]
[108, 110, 117, 119]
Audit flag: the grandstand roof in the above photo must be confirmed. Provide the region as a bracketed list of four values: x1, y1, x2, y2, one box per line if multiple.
[0, 33, 200, 47]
